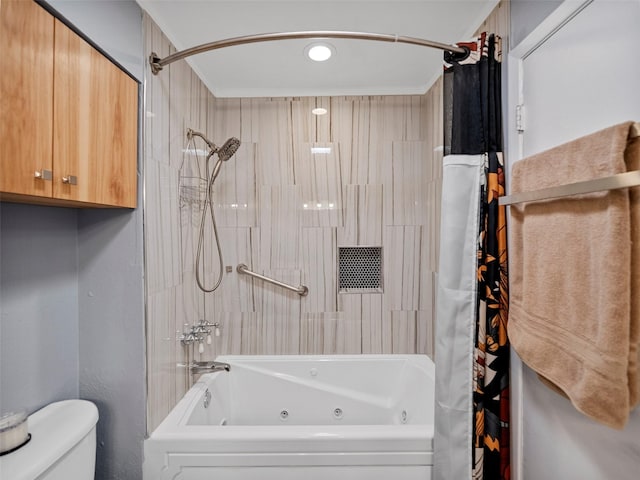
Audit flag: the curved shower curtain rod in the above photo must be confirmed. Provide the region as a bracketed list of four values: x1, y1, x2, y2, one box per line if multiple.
[149, 30, 469, 74]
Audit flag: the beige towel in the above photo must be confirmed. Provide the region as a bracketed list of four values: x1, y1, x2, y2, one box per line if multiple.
[508, 122, 640, 430]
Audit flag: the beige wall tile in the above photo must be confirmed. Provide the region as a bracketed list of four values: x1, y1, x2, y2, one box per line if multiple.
[257, 185, 301, 270]
[145, 161, 181, 294]
[146, 289, 177, 431]
[255, 99, 294, 186]
[389, 311, 418, 354]
[417, 310, 435, 358]
[360, 294, 384, 353]
[389, 141, 430, 226]
[204, 228, 254, 314]
[301, 227, 337, 313]
[384, 226, 422, 311]
[300, 313, 325, 354]
[338, 184, 383, 246]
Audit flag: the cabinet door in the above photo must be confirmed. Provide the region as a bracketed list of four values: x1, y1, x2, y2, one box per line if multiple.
[53, 19, 138, 207]
[0, 0, 54, 198]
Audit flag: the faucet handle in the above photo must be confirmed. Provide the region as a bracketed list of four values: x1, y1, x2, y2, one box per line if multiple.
[180, 323, 207, 346]
[199, 320, 222, 338]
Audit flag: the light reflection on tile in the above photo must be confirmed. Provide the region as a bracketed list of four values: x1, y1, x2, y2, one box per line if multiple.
[213, 142, 257, 228]
[295, 142, 343, 227]
[315, 97, 331, 142]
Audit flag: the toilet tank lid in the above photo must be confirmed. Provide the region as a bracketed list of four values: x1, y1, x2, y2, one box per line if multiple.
[0, 400, 98, 480]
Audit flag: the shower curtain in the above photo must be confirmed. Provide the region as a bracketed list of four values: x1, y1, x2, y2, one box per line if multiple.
[434, 33, 509, 480]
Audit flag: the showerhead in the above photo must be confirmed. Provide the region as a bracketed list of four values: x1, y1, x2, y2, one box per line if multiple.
[209, 137, 240, 183]
[216, 137, 241, 162]
[187, 129, 241, 184]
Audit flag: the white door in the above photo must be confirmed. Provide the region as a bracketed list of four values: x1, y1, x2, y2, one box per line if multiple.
[508, 1, 640, 479]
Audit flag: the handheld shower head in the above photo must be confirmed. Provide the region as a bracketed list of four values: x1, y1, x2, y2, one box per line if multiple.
[187, 129, 240, 162]
[185, 130, 241, 294]
[216, 137, 241, 162]
[210, 138, 241, 182]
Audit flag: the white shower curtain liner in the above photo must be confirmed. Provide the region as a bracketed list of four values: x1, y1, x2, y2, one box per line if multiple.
[434, 154, 484, 480]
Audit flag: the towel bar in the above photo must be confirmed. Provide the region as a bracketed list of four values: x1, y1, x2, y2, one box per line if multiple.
[500, 122, 640, 206]
[499, 170, 640, 206]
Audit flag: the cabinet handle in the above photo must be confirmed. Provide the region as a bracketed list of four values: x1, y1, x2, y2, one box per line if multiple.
[62, 175, 78, 185]
[34, 169, 52, 181]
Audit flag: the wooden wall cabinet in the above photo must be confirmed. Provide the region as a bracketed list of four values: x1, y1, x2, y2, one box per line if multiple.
[0, 0, 138, 208]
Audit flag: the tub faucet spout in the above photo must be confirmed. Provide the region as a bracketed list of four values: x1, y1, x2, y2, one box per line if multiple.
[190, 361, 231, 375]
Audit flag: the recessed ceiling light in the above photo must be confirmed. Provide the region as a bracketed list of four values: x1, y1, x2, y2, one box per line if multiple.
[312, 107, 327, 116]
[305, 43, 335, 62]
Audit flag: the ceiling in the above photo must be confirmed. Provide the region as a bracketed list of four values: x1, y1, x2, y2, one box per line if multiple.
[137, 0, 499, 98]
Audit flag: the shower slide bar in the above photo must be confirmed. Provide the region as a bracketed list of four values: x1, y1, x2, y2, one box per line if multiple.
[149, 31, 468, 74]
[500, 123, 640, 207]
[237, 264, 309, 297]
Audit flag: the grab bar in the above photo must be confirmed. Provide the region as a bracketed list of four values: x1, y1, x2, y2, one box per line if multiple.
[237, 264, 309, 296]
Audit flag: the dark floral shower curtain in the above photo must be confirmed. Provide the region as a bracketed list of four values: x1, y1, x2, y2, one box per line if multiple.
[443, 33, 510, 480]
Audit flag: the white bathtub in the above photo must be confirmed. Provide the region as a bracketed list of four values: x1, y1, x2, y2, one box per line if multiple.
[144, 355, 435, 480]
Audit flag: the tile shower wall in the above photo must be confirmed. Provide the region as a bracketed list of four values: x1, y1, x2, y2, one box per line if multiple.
[144, 15, 443, 431]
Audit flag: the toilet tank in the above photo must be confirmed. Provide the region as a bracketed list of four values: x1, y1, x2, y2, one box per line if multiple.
[0, 400, 99, 480]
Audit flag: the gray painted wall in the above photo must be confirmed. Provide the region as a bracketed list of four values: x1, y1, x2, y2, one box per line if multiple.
[77, 207, 145, 480]
[0, 204, 79, 415]
[1, 2, 145, 479]
[46, 0, 143, 81]
[510, 0, 563, 47]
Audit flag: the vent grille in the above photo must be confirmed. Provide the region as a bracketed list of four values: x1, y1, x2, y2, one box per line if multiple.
[338, 247, 383, 293]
